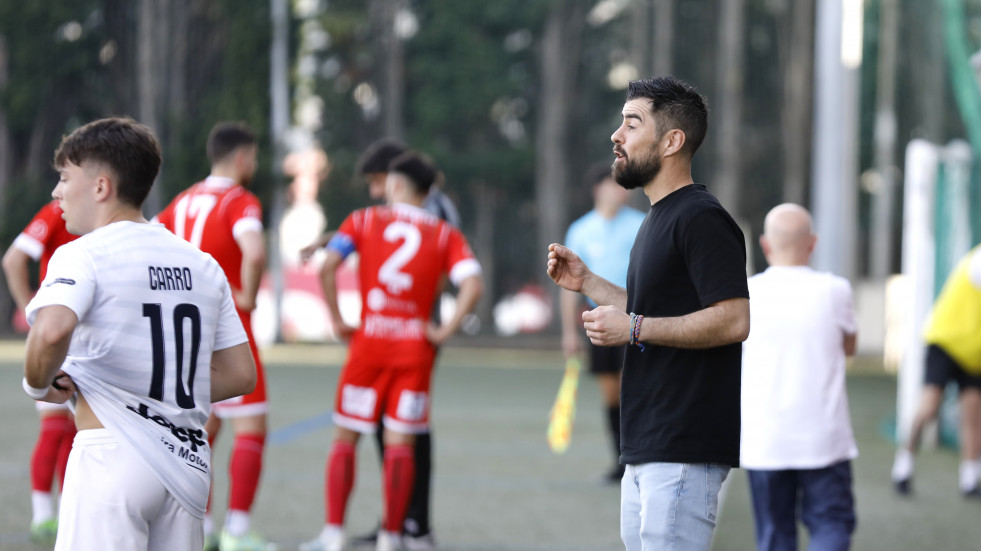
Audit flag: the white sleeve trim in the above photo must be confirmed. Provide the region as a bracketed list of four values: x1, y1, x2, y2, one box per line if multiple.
[12, 234, 44, 261]
[449, 258, 482, 287]
[969, 249, 981, 288]
[232, 218, 264, 240]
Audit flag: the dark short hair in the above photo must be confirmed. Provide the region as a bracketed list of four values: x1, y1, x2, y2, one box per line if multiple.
[626, 76, 708, 159]
[357, 138, 407, 175]
[53, 117, 162, 208]
[388, 151, 436, 195]
[584, 162, 614, 194]
[207, 122, 256, 164]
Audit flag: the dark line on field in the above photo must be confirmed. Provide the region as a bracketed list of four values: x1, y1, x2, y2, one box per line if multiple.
[268, 411, 333, 445]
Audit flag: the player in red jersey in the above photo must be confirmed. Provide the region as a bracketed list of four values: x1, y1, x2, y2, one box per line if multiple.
[2, 200, 78, 543]
[301, 152, 483, 551]
[155, 122, 270, 551]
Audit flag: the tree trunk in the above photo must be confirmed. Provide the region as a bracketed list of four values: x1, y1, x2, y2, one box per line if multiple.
[383, 0, 405, 139]
[712, 0, 745, 217]
[630, 0, 649, 77]
[536, 1, 584, 318]
[870, 0, 899, 278]
[651, 0, 674, 76]
[473, 182, 497, 326]
[779, 0, 815, 206]
[0, 35, 13, 334]
[138, 0, 170, 214]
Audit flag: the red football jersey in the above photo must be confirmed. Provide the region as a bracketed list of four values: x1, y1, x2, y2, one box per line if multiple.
[330, 203, 481, 367]
[14, 200, 78, 282]
[156, 176, 263, 292]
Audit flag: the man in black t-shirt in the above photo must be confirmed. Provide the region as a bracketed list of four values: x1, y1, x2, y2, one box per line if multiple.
[547, 76, 749, 551]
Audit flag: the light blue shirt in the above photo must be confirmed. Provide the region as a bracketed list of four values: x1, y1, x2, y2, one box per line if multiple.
[565, 206, 646, 306]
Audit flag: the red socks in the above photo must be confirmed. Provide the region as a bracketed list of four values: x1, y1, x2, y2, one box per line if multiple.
[228, 433, 265, 512]
[383, 444, 415, 533]
[32, 415, 75, 492]
[327, 440, 356, 525]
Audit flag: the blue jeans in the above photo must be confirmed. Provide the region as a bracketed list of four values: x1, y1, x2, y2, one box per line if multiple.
[620, 462, 731, 551]
[747, 460, 857, 551]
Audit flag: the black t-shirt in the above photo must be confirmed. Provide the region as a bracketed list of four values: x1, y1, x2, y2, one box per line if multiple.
[621, 184, 748, 467]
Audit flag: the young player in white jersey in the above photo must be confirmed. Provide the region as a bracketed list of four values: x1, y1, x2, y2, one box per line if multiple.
[22, 117, 257, 551]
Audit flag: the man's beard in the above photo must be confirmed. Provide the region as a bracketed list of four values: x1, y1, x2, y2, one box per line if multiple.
[613, 150, 661, 190]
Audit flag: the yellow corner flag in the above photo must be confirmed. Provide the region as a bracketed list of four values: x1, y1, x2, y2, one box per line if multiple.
[547, 356, 581, 454]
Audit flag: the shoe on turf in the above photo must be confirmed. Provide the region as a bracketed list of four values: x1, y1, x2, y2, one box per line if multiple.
[962, 485, 981, 499]
[349, 525, 379, 547]
[203, 532, 220, 551]
[893, 477, 912, 496]
[402, 530, 437, 550]
[219, 529, 277, 551]
[299, 526, 345, 551]
[30, 517, 58, 543]
[376, 530, 402, 551]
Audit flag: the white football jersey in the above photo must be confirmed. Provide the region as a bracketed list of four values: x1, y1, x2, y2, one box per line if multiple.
[27, 221, 248, 518]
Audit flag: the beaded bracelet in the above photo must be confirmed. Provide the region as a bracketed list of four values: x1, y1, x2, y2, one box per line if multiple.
[628, 313, 645, 351]
[633, 314, 645, 351]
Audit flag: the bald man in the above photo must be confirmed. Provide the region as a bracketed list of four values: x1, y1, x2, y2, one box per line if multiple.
[740, 204, 859, 551]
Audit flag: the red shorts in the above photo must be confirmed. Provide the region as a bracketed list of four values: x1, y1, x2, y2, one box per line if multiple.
[212, 314, 267, 418]
[332, 352, 433, 435]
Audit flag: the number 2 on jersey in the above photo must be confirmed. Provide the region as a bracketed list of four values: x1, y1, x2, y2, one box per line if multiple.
[143, 303, 202, 409]
[378, 221, 421, 295]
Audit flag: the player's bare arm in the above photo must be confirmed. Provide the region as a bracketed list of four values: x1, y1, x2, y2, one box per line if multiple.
[426, 273, 483, 346]
[843, 332, 858, 357]
[299, 231, 334, 264]
[560, 289, 584, 357]
[210, 341, 257, 403]
[24, 305, 77, 403]
[547, 243, 627, 310]
[235, 229, 266, 312]
[634, 297, 750, 349]
[319, 249, 356, 340]
[2, 246, 35, 312]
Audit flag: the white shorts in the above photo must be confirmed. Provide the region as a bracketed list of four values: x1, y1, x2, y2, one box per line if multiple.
[56, 429, 204, 551]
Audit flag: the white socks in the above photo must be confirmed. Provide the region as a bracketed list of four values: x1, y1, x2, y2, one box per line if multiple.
[959, 460, 979, 492]
[31, 491, 55, 524]
[224, 510, 251, 537]
[892, 449, 914, 481]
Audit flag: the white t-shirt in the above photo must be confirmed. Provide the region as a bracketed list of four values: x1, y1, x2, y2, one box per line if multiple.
[27, 221, 247, 517]
[740, 265, 859, 470]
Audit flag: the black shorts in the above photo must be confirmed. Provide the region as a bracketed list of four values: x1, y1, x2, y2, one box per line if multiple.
[588, 341, 625, 375]
[924, 344, 981, 391]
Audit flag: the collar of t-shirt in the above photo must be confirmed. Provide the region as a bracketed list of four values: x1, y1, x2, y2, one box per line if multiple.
[203, 175, 237, 190]
[391, 202, 437, 219]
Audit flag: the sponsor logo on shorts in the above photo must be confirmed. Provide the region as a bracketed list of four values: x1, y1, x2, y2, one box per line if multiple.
[128, 402, 210, 473]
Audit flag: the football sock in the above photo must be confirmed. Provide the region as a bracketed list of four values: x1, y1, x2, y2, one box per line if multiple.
[31, 491, 54, 524]
[892, 448, 914, 481]
[224, 509, 251, 537]
[383, 444, 415, 533]
[607, 406, 622, 461]
[327, 440, 356, 525]
[228, 433, 265, 513]
[32, 415, 73, 493]
[959, 460, 979, 492]
[404, 432, 432, 535]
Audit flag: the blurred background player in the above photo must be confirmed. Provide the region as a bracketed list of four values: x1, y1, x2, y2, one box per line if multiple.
[741, 203, 858, 551]
[155, 122, 271, 551]
[301, 151, 482, 551]
[892, 244, 981, 497]
[560, 163, 644, 484]
[300, 138, 457, 549]
[23, 116, 256, 551]
[2, 199, 78, 542]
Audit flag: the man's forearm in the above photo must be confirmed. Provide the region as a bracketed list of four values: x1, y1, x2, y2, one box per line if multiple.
[637, 297, 749, 349]
[24, 307, 76, 388]
[581, 275, 628, 311]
